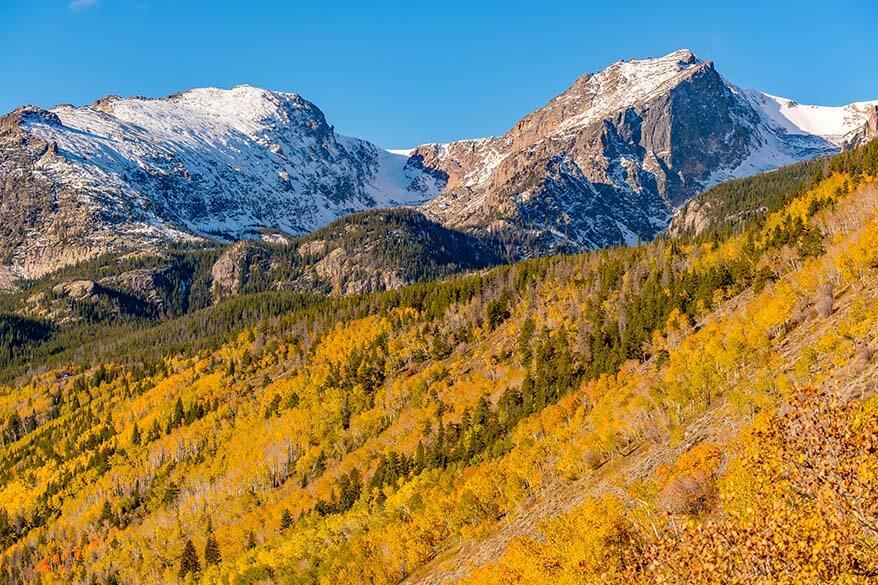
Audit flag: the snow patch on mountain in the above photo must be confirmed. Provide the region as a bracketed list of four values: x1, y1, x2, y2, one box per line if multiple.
[557, 49, 703, 134]
[705, 130, 807, 187]
[361, 145, 443, 206]
[744, 90, 878, 146]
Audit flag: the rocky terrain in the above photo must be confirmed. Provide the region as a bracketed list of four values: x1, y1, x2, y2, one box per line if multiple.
[417, 50, 876, 253]
[2, 208, 498, 327]
[208, 208, 500, 300]
[848, 104, 878, 146]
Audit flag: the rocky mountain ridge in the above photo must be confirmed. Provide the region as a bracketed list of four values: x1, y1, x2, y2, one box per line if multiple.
[416, 50, 876, 253]
[3, 208, 499, 328]
[0, 86, 443, 284]
[1, 50, 875, 284]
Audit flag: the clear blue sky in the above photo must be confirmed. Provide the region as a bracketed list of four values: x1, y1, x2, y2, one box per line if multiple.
[1, 1, 875, 148]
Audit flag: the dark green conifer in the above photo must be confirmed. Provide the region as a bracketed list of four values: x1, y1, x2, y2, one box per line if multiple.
[98, 499, 114, 526]
[179, 538, 200, 578]
[203, 521, 221, 566]
[279, 509, 292, 530]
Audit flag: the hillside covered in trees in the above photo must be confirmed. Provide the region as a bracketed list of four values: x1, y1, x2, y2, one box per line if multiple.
[0, 208, 500, 371]
[0, 140, 876, 584]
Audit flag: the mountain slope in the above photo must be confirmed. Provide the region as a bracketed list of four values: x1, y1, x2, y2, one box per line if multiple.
[745, 91, 878, 145]
[0, 208, 497, 334]
[668, 155, 826, 239]
[212, 208, 501, 298]
[0, 140, 875, 584]
[2, 51, 875, 284]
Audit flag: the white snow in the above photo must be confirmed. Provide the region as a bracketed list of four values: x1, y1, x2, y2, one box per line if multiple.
[705, 130, 805, 187]
[744, 90, 878, 145]
[362, 146, 443, 206]
[22, 85, 443, 242]
[557, 49, 703, 134]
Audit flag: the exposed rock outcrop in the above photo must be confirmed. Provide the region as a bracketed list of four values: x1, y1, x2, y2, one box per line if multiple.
[100, 268, 175, 310]
[210, 241, 273, 302]
[847, 105, 878, 147]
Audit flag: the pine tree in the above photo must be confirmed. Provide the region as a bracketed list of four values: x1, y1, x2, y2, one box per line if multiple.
[279, 508, 293, 530]
[147, 418, 162, 442]
[179, 538, 200, 578]
[340, 393, 352, 430]
[98, 499, 114, 527]
[263, 393, 282, 419]
[172, 396, 185, 427]
[245, 530, 257, 550]
[203, 522, 221, 566]
[430, 334, 452, 359]
[414, 441, 426, 472]
[518, 316, 535, 364]
[162, 481, 180, 506]
[130, 421, 141, 446]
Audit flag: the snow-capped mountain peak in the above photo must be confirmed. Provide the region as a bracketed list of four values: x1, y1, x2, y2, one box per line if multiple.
[416, 50, 875, 255]
[0, 85, 443, 277]
[554, 49, 707, 134]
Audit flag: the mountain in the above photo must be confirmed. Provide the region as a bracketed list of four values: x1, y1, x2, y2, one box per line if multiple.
[667, 155, 826, 239]
[415, 49, 876, 254]
[746, 92, 878, 146]
[0, 86, 442, 283]
[1, 50, 875, 285]
[0, 140, 876, 584]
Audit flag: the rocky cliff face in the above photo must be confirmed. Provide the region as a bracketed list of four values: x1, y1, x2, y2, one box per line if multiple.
[2, 208, 499, 328]
[847, 105, 878, 147]
[209, 208, 500, 299]
[210, 241, 273, 301]
[417, 50, 855, 254]
[0, 108, 105, 287]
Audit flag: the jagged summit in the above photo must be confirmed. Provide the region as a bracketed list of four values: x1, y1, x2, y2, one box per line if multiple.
[553, 49, 707, 132]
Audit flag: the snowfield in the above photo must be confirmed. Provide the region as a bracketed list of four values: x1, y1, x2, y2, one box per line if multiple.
[746, 90, 878, 145]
